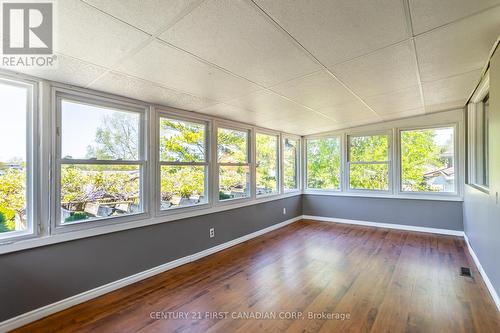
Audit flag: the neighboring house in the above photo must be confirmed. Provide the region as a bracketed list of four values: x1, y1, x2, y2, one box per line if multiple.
[423, 166, 455, 192]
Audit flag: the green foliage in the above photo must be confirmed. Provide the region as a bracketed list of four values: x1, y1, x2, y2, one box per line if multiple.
[86, 112, 139, 160]
[283, 138, 298, 190]
[219, 191, 231, 200]
[160, 118, 205, 162]
[64, 212, 88, 223]
[60, 165, 139, 204]
[401, 129, 449, 192]
[0, 206, 16, 232]
[217, 128, 247, 163]
[349, 135, 389, 190]
[256, 133, 278, 194]
[0, 169, 26, 232]
[307, 138, 341, 189]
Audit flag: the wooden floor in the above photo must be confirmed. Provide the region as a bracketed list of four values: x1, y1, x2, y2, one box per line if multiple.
[14, 220, 500, 333]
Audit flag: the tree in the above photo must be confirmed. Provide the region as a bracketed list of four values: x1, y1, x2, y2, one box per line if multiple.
[283, 139, 298, 189]
[256, 134, 278, 193]
[86, 112, 139, 160]
[0, 169, 26, 232]
[159, 119, 206, 201]
[349, 135, 389, 190]
[401, 129, 446, 191]
[307, 138, 341, 189]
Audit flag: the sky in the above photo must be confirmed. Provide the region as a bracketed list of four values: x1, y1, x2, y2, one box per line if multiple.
[0, 83, 26, 162]
[60, 100, 130, 159]
[0, 84, 138, 162]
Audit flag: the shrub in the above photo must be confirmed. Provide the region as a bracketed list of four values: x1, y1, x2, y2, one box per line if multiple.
[0, 206, 16, 232]
[219, 191, 231, 200]
[64, 212, 89, 223]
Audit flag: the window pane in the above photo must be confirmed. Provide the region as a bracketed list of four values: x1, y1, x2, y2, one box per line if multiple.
[401, 127, 455, 192]
[475, 95, 489, 187]
[61, 100, 140, 160]
[159, 117, 206, 162]
[256, 133, 278, 196]
[350, 164, 389, 191]
[350, 135, 388, 162]
[0, 83, 28, 234]
[306, 137, 341, 190]
[160, 165, 207, 209]
[284, 138, 298, 191]
[217, 128, 248, 164]
[60, 164, 141, 224]
[219, 165, 250, 200]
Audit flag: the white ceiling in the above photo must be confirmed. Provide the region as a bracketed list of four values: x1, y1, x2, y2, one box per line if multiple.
[4, 0, 499, 135]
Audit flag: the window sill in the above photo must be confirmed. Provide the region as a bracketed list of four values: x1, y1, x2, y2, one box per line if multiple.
[303, 190, 463, 202]
[466, 183, 490, 195]
[0, 191, 302, 255]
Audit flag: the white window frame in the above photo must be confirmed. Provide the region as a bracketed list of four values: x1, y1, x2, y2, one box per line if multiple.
[304, 135, 343, 192]
[467, 70, 490, 193]
[156, 111, 211, 215]
[396, 123, 459, 197]
[52, 89, 150, 233]
[255, 129, 281, 198]
[214, 121, 253, 205]
[0, 76, 38, 243]
[346, 131, 392, 194]
[282, 134, 301, 193]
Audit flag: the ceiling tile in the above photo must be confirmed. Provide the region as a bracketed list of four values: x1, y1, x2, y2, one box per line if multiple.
[159, 0, 320, 87]
[225, 90, 316, 117]
[1, 54, 108, 87]
[415, 7, 500, 82]
[331, 41, 420, 97]
[379, 108, 426, 121]
[254, 0, 409, 66]
[116, 40, 261, 102]
[270, 71, 358, 109]
[82, 0, 203, 34]
[54, 0, 150, 68]
[89, 71, 217, 111]
[364, 86, 423, 115]
[317, 100, 380, 124]
[409, 0, 500, 35]
[422, 69, 482, 112]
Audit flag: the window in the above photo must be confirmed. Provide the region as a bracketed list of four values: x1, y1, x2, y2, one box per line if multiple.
[473, 94, 489, 188]
[283, 137, 299, 191]
[57, 97, 146, 227]
[306, 137, 341, 190]
[256, 133, 279, 196]
[348, 134, 389, 191]
[400, 127, 455, 193]
[468, 70, 489, 191]
[0, 80, 33, 239]
[217, 127, 250, 201]
[159, 116, 208, 210]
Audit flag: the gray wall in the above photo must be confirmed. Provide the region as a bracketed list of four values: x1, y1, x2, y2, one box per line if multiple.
[303, 194, 463, 231]
[0, 196, 301, 322]
[463, 48, 500, 302]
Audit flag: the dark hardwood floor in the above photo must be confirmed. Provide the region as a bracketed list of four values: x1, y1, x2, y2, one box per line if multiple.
[13, 220, 500, 333]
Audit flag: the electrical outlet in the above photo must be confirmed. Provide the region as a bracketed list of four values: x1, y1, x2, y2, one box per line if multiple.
[283, 208, 286, 215]
[209, 228, 215, 238]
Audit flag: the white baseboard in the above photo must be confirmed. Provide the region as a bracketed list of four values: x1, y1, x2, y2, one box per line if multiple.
[0, 216, 302, 332]
[464, 234, 500, 312]
[302, 215, 464, 236]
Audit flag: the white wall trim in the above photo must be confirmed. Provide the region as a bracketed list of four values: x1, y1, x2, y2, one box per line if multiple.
[464, 234, 500, 312]
[302, 215, 464, 236]
[0, 216, 302, 332]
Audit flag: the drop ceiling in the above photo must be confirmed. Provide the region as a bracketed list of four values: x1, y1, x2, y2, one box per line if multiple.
[4, 0, 500, 135]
